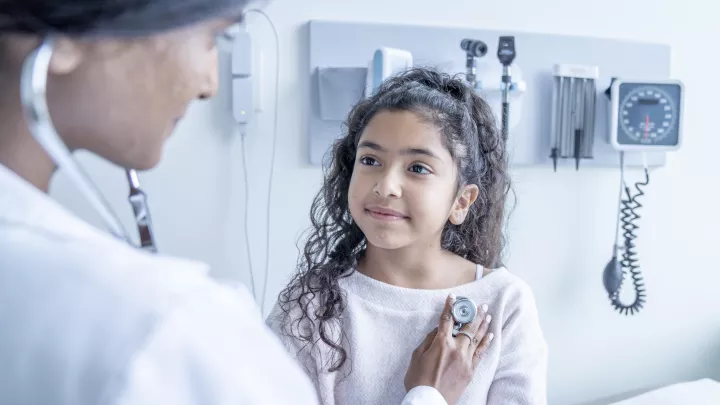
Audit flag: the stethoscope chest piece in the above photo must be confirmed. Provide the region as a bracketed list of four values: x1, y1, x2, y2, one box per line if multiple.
[451, 296, 477, 336]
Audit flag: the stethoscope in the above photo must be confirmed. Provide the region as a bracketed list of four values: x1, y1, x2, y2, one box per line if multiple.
[451, 296, 478, 336]
[20, 37, 157, 252]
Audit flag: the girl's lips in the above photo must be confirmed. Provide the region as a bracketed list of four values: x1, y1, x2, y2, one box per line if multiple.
[365, 206, 408, 221]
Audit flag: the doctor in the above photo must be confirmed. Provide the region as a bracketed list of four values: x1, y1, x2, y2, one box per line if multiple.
[0, 1, 480, 404]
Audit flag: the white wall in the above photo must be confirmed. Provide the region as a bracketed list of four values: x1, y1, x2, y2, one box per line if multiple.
[50, 1, 720, 404]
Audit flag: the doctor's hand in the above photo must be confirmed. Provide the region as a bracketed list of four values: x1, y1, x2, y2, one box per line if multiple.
[404, 294, 494, 405]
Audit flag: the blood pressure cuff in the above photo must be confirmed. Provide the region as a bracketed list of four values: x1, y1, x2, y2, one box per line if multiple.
[0, 0, 255, 37]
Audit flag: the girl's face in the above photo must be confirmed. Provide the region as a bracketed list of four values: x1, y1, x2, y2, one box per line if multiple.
[348, 110, 479, 251]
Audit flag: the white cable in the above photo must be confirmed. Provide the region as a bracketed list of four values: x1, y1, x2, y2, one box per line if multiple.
[614, 152, 626, 252]
[238, 128, 257, 300]
[244, 8, 280, 314]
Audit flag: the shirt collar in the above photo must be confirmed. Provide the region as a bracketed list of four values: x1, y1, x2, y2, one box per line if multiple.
[0, 162, 108, 241]
[0, 163, 214, 277]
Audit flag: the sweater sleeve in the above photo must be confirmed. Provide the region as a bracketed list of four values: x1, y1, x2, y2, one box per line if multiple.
[486, 283, 548, 405]
[265, 301, 321, 385]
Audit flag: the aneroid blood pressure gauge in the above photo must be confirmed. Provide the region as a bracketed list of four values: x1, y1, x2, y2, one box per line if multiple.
[608, 79, 684, 151]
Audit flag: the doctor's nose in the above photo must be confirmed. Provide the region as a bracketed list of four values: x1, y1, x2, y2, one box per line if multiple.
[374, 171, 402, 199]
[199, 51, 219, 99]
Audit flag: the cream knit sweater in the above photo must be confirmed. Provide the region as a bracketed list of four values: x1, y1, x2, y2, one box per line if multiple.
[267, 266, 548, 405]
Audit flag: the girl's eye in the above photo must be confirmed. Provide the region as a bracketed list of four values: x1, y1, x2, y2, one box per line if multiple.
[409, 164, 431, 175]
[359, 156, 380, 166]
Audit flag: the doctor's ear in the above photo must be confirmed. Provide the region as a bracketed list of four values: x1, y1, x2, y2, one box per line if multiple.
[449, 184, 479, 225]
[48, 37, 85, 75]
[0, 35, 83, 74]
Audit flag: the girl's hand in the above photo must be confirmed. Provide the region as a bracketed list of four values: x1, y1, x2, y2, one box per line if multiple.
[404, 294, 494, 405]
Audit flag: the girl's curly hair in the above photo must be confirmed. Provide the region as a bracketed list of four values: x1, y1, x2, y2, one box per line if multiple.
[277, 66, 512, 373]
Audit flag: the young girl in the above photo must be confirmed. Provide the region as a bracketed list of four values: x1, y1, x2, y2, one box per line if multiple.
[267, 67, 547, 405]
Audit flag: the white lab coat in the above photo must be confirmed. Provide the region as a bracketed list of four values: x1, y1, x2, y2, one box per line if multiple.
[0, 163, 446, 405]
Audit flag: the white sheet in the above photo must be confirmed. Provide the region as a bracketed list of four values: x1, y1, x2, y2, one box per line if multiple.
[609, 379, 720, 405]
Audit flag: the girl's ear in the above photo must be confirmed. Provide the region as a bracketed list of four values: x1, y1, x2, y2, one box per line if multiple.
[449, 184, 479, 225]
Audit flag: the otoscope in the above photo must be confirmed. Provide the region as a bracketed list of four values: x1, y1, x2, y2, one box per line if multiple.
[461, 39, 488, 89]
[497, 36, 516, 141]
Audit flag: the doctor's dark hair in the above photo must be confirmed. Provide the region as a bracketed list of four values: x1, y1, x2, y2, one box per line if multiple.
[0, 0, 252, 37]
[276, 67, 512, 373]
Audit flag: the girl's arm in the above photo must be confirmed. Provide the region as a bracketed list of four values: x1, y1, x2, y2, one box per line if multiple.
[487, 284, 548, 405]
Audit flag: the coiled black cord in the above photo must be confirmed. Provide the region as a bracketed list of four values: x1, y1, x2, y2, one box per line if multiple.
[608, 168, 649, 315]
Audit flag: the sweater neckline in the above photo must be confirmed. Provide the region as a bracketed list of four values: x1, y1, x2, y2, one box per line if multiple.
[339, 266, 507, 312]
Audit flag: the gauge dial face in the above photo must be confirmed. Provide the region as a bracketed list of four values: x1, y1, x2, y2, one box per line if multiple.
[616, 83, 681, 147]
[620, 87, 676, 143]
